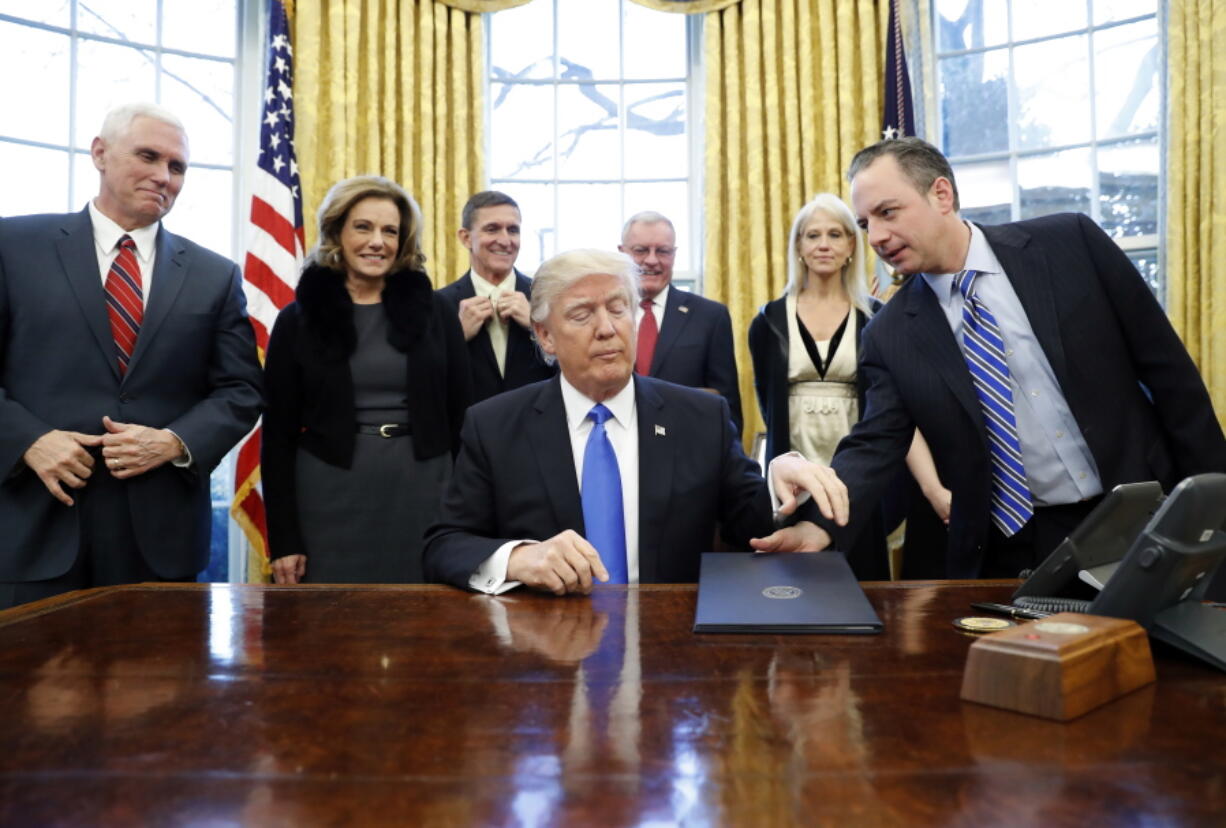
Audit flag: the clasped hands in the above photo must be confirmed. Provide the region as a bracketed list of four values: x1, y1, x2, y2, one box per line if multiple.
[509, 456, 848, 596]
[22, 416, 186, 506]
[457, 291, 531, 340]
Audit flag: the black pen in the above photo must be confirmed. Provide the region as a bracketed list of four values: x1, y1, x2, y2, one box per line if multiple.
[970, 602, 1051, 620]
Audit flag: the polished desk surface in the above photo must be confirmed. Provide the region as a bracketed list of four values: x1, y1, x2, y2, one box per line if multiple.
[0, 581, 1222, 826]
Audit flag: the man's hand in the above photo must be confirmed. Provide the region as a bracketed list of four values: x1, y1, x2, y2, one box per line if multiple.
[507, 530, 611, 595]
[499, 597, 610, 663]
[22, 429, 105, 506]
[458, 296, 495, 340]
[750, 521, 832, 554]
[496, 290, 531, 329]
[100, 416, 185, 479]
[768, 452, 849, 525]
[272, 554, 307, 585]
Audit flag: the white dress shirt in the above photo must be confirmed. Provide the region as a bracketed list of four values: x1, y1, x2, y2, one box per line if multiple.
[89, 200, 157, 306]
[470, 269, 511, 377]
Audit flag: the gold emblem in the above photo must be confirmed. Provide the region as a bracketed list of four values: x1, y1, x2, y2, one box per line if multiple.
[953, 616, 1014, 633]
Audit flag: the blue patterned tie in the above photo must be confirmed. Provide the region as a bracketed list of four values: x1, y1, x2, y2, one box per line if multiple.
[581, 404, 628, 583]
[955, 270, 1034, 536]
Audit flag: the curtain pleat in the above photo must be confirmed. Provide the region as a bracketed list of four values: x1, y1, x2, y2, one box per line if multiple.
[292, 0, 484, 287]
[1166, 0, 1226, 423]
[703, 0, 886, 448]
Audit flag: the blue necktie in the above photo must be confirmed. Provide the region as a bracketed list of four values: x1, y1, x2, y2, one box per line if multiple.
[581, 404, 628, 584]
[955, 270, 1034, 536]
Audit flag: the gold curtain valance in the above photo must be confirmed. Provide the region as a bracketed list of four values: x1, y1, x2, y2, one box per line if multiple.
[629, 0, 740, 12]
[433, 0, 532, 11]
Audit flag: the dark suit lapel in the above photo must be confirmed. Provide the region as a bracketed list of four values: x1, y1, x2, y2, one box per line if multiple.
[55, 209, 121, 383]
[527, 378, 585, 533]
[126, 225, 187, 379]
[648, 287, 691, 375]
[634, 377, 673, 583]
[903, 277, 981, 423]
[980, 223, 1071, 389]
[504, 271, 536, 370]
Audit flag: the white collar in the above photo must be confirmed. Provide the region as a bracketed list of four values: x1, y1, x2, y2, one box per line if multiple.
[559, 373, 636, 432]
[88, 200, 158, 261]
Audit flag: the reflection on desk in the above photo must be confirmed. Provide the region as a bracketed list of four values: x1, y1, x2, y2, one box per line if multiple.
[0, 581, 1222, 825]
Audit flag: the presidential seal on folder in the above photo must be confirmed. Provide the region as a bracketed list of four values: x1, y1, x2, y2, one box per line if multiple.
[693, 552, 883, 634]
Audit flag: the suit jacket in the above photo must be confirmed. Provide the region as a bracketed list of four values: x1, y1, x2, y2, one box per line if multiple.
[436, 270, 556, 403]
[0, 208, 264, 581]
[826, 212, 1226, 577]
[261, 263, 472, 560]
[644, 287, 743, 435]
[423, 375, 779, 589]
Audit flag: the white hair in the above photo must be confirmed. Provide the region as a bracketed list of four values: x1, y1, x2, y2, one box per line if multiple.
[98, 102, 186, 144]
[620, 210, 675, 243]
[783, 192, 872, 316]
[530, 249, 640, 365]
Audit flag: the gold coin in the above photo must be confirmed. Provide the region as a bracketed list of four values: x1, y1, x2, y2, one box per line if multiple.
[953, 616, 1014, 633]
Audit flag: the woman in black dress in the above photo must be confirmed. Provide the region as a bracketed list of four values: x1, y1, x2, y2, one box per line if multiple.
[263, 176, 470, 583]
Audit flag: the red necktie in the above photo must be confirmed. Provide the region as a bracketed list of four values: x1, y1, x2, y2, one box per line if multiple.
[105, 235, 144, 375]
[636, 298, 658, 375]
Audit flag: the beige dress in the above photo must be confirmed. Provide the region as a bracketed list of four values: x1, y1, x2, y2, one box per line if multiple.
[785, 294, 859, 466]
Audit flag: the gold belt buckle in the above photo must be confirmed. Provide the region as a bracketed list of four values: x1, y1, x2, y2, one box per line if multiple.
[378, 423, 396, 438]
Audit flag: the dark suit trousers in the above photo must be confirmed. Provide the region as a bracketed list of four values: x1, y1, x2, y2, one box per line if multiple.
[0, 458, 186, 610]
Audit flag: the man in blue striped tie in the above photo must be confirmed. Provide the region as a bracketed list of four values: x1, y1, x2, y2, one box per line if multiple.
[814, 137, 1226, 579]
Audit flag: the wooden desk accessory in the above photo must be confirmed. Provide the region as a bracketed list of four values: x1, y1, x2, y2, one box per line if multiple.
[960, 612, 1155, 721]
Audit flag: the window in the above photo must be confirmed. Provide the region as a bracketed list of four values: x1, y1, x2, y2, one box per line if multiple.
[486, 0, 702, 289]
[933, 0, 1162, 295]
[0, 0, 249, 581]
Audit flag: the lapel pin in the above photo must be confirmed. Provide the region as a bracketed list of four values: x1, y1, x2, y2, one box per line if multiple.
[654, 425, 666, 437]
[678, 306, 689, 314]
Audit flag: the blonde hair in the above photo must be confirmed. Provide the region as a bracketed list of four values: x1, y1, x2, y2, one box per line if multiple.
[312, 176, 426, 273]
[783, 193, 872, 316]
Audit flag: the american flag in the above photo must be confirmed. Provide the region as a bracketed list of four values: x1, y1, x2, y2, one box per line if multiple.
[232, 0, 304, 581]
[882, 0, 915, 140]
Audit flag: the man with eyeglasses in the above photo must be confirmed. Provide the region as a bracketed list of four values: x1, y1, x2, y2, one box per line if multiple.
[618, 211, 742, 435]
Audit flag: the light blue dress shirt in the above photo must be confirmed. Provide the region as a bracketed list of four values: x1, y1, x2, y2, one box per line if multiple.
[921, 222, 1102, 506]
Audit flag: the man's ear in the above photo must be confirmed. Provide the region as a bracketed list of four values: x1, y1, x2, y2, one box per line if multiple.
[90, 137, 107, 171]
[533, 322, 555, 356]
[456, 226, 471, 249]
[617, 244, 628, 254]
[929, 176, 957, 214]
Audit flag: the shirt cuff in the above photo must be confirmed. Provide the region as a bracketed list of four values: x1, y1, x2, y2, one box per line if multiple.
[766, 450, 813, 523]
[167, 429, 193, 468]
[468, 540, 532, 595]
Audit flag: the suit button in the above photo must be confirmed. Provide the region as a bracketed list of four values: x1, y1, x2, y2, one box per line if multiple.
[119, 393, 133, 404]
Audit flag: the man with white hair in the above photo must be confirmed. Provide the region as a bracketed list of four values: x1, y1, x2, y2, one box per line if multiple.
[618, 211, 742, 435]
[0, 102, 263, 608]
[424, 248, 844, 595]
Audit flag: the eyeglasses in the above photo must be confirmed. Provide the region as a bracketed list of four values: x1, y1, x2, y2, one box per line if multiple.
[628, 245, 676, 260]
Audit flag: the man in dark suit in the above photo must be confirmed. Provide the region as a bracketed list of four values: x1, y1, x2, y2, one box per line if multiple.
[437, 191, 555, 404]
[0, 103, 263, 609]
[424, 249, 846, 595]
[808, 137, 1226, 578]
[618, 212, 743, 435]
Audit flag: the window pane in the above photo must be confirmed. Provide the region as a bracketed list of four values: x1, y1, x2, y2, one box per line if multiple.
[0, 0, 68, 25]
[72, 149, 99, 210]
[164, 167, 234, 258]
[557, 183, 620, 251]
[0, 143, 69, 216]
[0, 24, 70, 145]
[490, 0, 554, 81]
[490, 83, 554, 180]
[1011, 0, 1086, 42]
[623, 2, 686, 80]
[75, 41, 157, 147]
[1094, 19, 1158, 140]
[557, 83, 620, 181]
[938, 49, 1009, 156]
[1018, 148, 1091, 219]
[164, 0, 237, 58]
[1126, 249, 1160, 297]
[497, 182, 555, 275]
[624, 82, 686, 180]
[162, 54, 235, 166]
[1094, 0, 1154, 25]
[1098, 138, 1158, 238]
[624, 181, 689, 271]
[1015, 35, 1090, 151]
[78, 0, 158, 45]
[558, 0, 619, 81]
[953, 158, 1012, 223]
[935, 0, 1008, 52]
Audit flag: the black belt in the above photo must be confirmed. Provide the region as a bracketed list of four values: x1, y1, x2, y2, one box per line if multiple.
[356, 423, 411, 438]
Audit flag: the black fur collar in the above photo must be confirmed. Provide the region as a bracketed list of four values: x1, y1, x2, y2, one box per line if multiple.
[295, 262, 434, 357]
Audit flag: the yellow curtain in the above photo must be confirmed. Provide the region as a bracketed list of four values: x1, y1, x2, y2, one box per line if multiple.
[291, 0, 485, 287]
[703, 0, 888, 448]
[1166, 0, 1226, 424]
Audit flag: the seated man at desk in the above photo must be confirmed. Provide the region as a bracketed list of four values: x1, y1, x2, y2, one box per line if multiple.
[424, 249, 845, 595]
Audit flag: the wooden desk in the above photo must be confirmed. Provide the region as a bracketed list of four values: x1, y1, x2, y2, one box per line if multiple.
[0, 582, 1221, 825]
